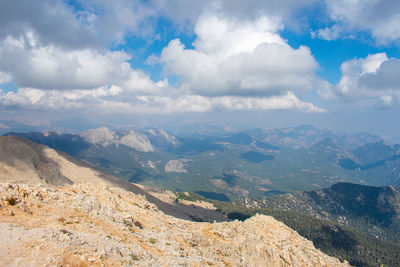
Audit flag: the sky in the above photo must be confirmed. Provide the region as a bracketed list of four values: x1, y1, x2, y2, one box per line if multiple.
[0, 0, 400, 140]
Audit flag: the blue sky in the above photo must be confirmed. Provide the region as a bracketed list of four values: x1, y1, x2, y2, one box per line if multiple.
[0, 0, 400, 139]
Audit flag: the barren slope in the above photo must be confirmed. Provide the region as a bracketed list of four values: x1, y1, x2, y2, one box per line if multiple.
[0, 136, 226, 222]
[0, 182, 348, 266]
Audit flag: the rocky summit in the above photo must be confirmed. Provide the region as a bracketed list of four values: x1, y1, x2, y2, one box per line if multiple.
[0, 182, 347, 266]
[0, 136, 348, 266]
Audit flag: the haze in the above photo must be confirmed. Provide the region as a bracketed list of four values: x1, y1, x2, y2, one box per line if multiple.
[0, 0, 400, 141]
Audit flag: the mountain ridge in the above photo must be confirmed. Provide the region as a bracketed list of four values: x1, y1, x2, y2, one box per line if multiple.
[236, 182, 400, 242]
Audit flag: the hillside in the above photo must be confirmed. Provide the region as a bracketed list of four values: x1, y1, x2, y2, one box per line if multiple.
[0, 136, 226, 223]
[0, 138, 347, 266]
[235, 182, 400, 243]
[178, 192, 400, 267]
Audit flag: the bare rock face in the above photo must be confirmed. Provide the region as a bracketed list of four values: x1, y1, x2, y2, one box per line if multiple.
[79, 126, 116, 146]
[164, 159, 187, 173]
[146, 128, 179, 146]
[80, 127, 154, 152]
[0, 181, 348, 266]
[119, 130, 154, 152]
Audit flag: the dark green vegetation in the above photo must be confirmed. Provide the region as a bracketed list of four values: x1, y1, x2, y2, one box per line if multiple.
[177, 192, 400, 267]
[339, 155, 400, 170]
[5, 125, 400, 199]
[235, 182, 400, 243]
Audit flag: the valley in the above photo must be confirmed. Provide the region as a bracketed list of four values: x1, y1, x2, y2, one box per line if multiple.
[6, 125, 400, 201]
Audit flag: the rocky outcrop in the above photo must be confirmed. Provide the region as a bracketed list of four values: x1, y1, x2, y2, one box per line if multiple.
[79, 126, 116, 146]
[0, 181, 348, 266]
[118, 130, 154, 152]
[80, 127, 154, 152]
[164, 159, 187, 173]
[146, 128, 179, 147]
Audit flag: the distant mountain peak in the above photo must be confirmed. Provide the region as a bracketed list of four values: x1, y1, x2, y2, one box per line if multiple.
[145, 128, 179, 147]
[80, 126, 116, 146]
[119, 129, 154, 152]
[80, 127, 154, 152]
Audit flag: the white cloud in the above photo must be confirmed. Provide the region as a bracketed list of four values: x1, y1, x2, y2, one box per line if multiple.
[161, 12, 318, 97]
[0, 87, 324, 114]
[0, 0, 169, 48]
[323, 0, 400, 44]
[311, 25, 343, 41]
[0, 0, 98, 49]
[210, 92, 325, 112]
[0, 87, 110, 109]
[214, 0, 318, 25]
[0, 32, 131, 90]
[0, 31, 169, 95]
[78, 0, 159, 43]
[193, 13, 284, 56]
[0, 0, 326, 115]
[151, 0, 209, 28]
[126, 93, 325, 114]
[325, 53, 400, 108]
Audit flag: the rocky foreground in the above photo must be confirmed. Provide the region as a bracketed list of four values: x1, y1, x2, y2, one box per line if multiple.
[0, 136, 348, 266]
[0, 181, 348, 266]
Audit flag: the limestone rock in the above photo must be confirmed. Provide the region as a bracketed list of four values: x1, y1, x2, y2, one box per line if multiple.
[80, 127, 154, 152]
[0, 181, 349, 266]
[165, 160, 187, 173]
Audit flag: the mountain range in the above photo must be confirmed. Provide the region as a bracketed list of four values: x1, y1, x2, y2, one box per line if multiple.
[5, 125, 400, 200]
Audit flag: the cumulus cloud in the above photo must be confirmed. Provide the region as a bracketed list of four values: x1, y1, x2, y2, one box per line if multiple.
[0, 87, 112, 109]
[215, 0, 318, 22]
[77, 0, 160, 43]
[0, 0, 168, 48]
[0, 1, 162, 92]
[0, 30, 170, 95]
[321, 0, 400, 44]
[161, 12, 318, 97]
[311, 25, 343, 41]
[0, 0, 98, 49]
[0, 33, 130, 90]
[0, 88, 324, 114]
[151, 0, 209, 28]
[148, 0, 318, 32]
[324, 53, 400, 108]
[0, 0, 326, 115]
